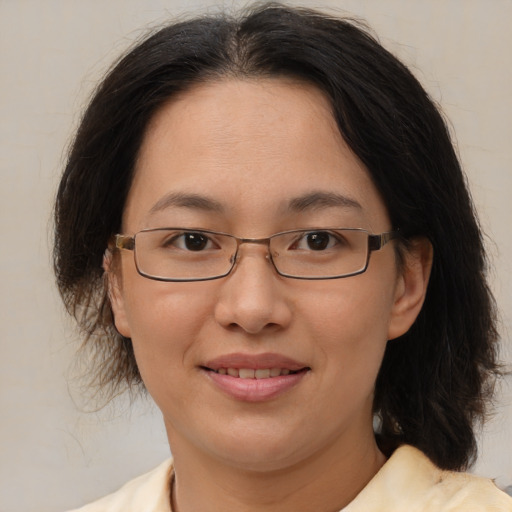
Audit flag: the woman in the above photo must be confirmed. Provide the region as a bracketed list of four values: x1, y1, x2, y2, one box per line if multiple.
[54, 4, 511, 511]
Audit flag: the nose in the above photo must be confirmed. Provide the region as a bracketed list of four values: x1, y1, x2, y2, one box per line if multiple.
[214, 245, 293, 335]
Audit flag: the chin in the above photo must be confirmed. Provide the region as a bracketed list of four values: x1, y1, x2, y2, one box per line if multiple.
[195, 420, 324, 473]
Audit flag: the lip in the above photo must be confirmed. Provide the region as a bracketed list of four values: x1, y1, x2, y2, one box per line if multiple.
[203, 352, 308, 371]
[201, 352, 310, 402]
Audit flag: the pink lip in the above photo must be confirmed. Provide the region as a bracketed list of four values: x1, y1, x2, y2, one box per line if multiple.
[203, 352, 307, 371]
[201, 352, 310, 402]
[205, 370, 308, 402]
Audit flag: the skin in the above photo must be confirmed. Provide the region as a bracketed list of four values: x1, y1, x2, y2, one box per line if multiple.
[109, 78, 432, 512]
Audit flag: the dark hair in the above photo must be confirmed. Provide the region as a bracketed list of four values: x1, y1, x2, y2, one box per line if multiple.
[54, 2, 500, 471]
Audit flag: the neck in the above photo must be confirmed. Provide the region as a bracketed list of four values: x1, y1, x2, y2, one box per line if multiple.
[168, 429, 385, 512]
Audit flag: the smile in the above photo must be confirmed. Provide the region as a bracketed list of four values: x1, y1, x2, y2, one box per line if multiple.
[210, 368, 303, 379]
[201, 354, 310, 402]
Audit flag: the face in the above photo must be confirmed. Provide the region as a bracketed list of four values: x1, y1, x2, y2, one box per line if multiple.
[110, 79, 423, 472]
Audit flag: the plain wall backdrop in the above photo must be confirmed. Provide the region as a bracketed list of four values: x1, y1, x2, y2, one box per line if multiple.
[1, 1, 511, 511]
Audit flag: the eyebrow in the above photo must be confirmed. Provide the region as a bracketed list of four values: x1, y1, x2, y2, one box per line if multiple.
[287, 191, 362, 212]
[148, 192, 225, 215]
[147, 190, 362, 217]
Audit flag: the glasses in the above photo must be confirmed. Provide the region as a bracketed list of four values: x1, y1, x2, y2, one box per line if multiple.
[114, 227, 399, 282]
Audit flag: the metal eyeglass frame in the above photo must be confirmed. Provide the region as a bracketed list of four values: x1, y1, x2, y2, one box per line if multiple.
[114, 227, 400, 282]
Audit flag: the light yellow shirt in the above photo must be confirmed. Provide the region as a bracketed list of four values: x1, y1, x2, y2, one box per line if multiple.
[68, 445, 512, 511]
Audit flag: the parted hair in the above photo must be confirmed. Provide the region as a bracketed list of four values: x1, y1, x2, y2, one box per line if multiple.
[54, 3, 500, 471]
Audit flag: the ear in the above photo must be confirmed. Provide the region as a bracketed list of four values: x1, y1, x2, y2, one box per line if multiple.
[387, 237, 433, 340]
[103, 249, 132, 338]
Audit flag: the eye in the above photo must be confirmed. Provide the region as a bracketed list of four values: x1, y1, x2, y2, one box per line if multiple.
[293, 231, 341, 251]
[164, 231, 216, 251]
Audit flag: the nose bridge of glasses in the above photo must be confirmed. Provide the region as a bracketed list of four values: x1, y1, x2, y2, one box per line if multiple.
[230, 236, 272, 264]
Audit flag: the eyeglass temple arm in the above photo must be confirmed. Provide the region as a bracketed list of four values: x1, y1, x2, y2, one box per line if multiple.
[115, 234, 135, 251]
[368, 231, 400, 251]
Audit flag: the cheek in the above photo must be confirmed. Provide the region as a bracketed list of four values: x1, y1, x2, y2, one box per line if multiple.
[302, 276, 396, 378]
[120, 279, 214, 384]
[305, 276, 396, 338]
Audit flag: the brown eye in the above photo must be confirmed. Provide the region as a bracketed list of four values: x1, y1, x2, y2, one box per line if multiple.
[305, 232, 331, 250]
[183, 232, 209, 251]
[162, 231, 214, 251]
[291, 231, 340, 251]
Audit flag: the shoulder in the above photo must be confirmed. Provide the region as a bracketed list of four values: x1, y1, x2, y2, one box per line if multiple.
[344, 445, 512, 512]
[66, 459, 173, 512]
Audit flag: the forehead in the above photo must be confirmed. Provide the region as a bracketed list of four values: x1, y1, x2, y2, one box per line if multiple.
[139, 77, 339, 167]
[124, 78, 389, 233]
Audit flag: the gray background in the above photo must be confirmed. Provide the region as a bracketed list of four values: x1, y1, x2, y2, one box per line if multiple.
[1, 1, 511, 511]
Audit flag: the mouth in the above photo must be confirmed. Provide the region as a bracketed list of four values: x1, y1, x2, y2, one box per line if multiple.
[202, 367, 308, 379]
[201, 353, 310, 402]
